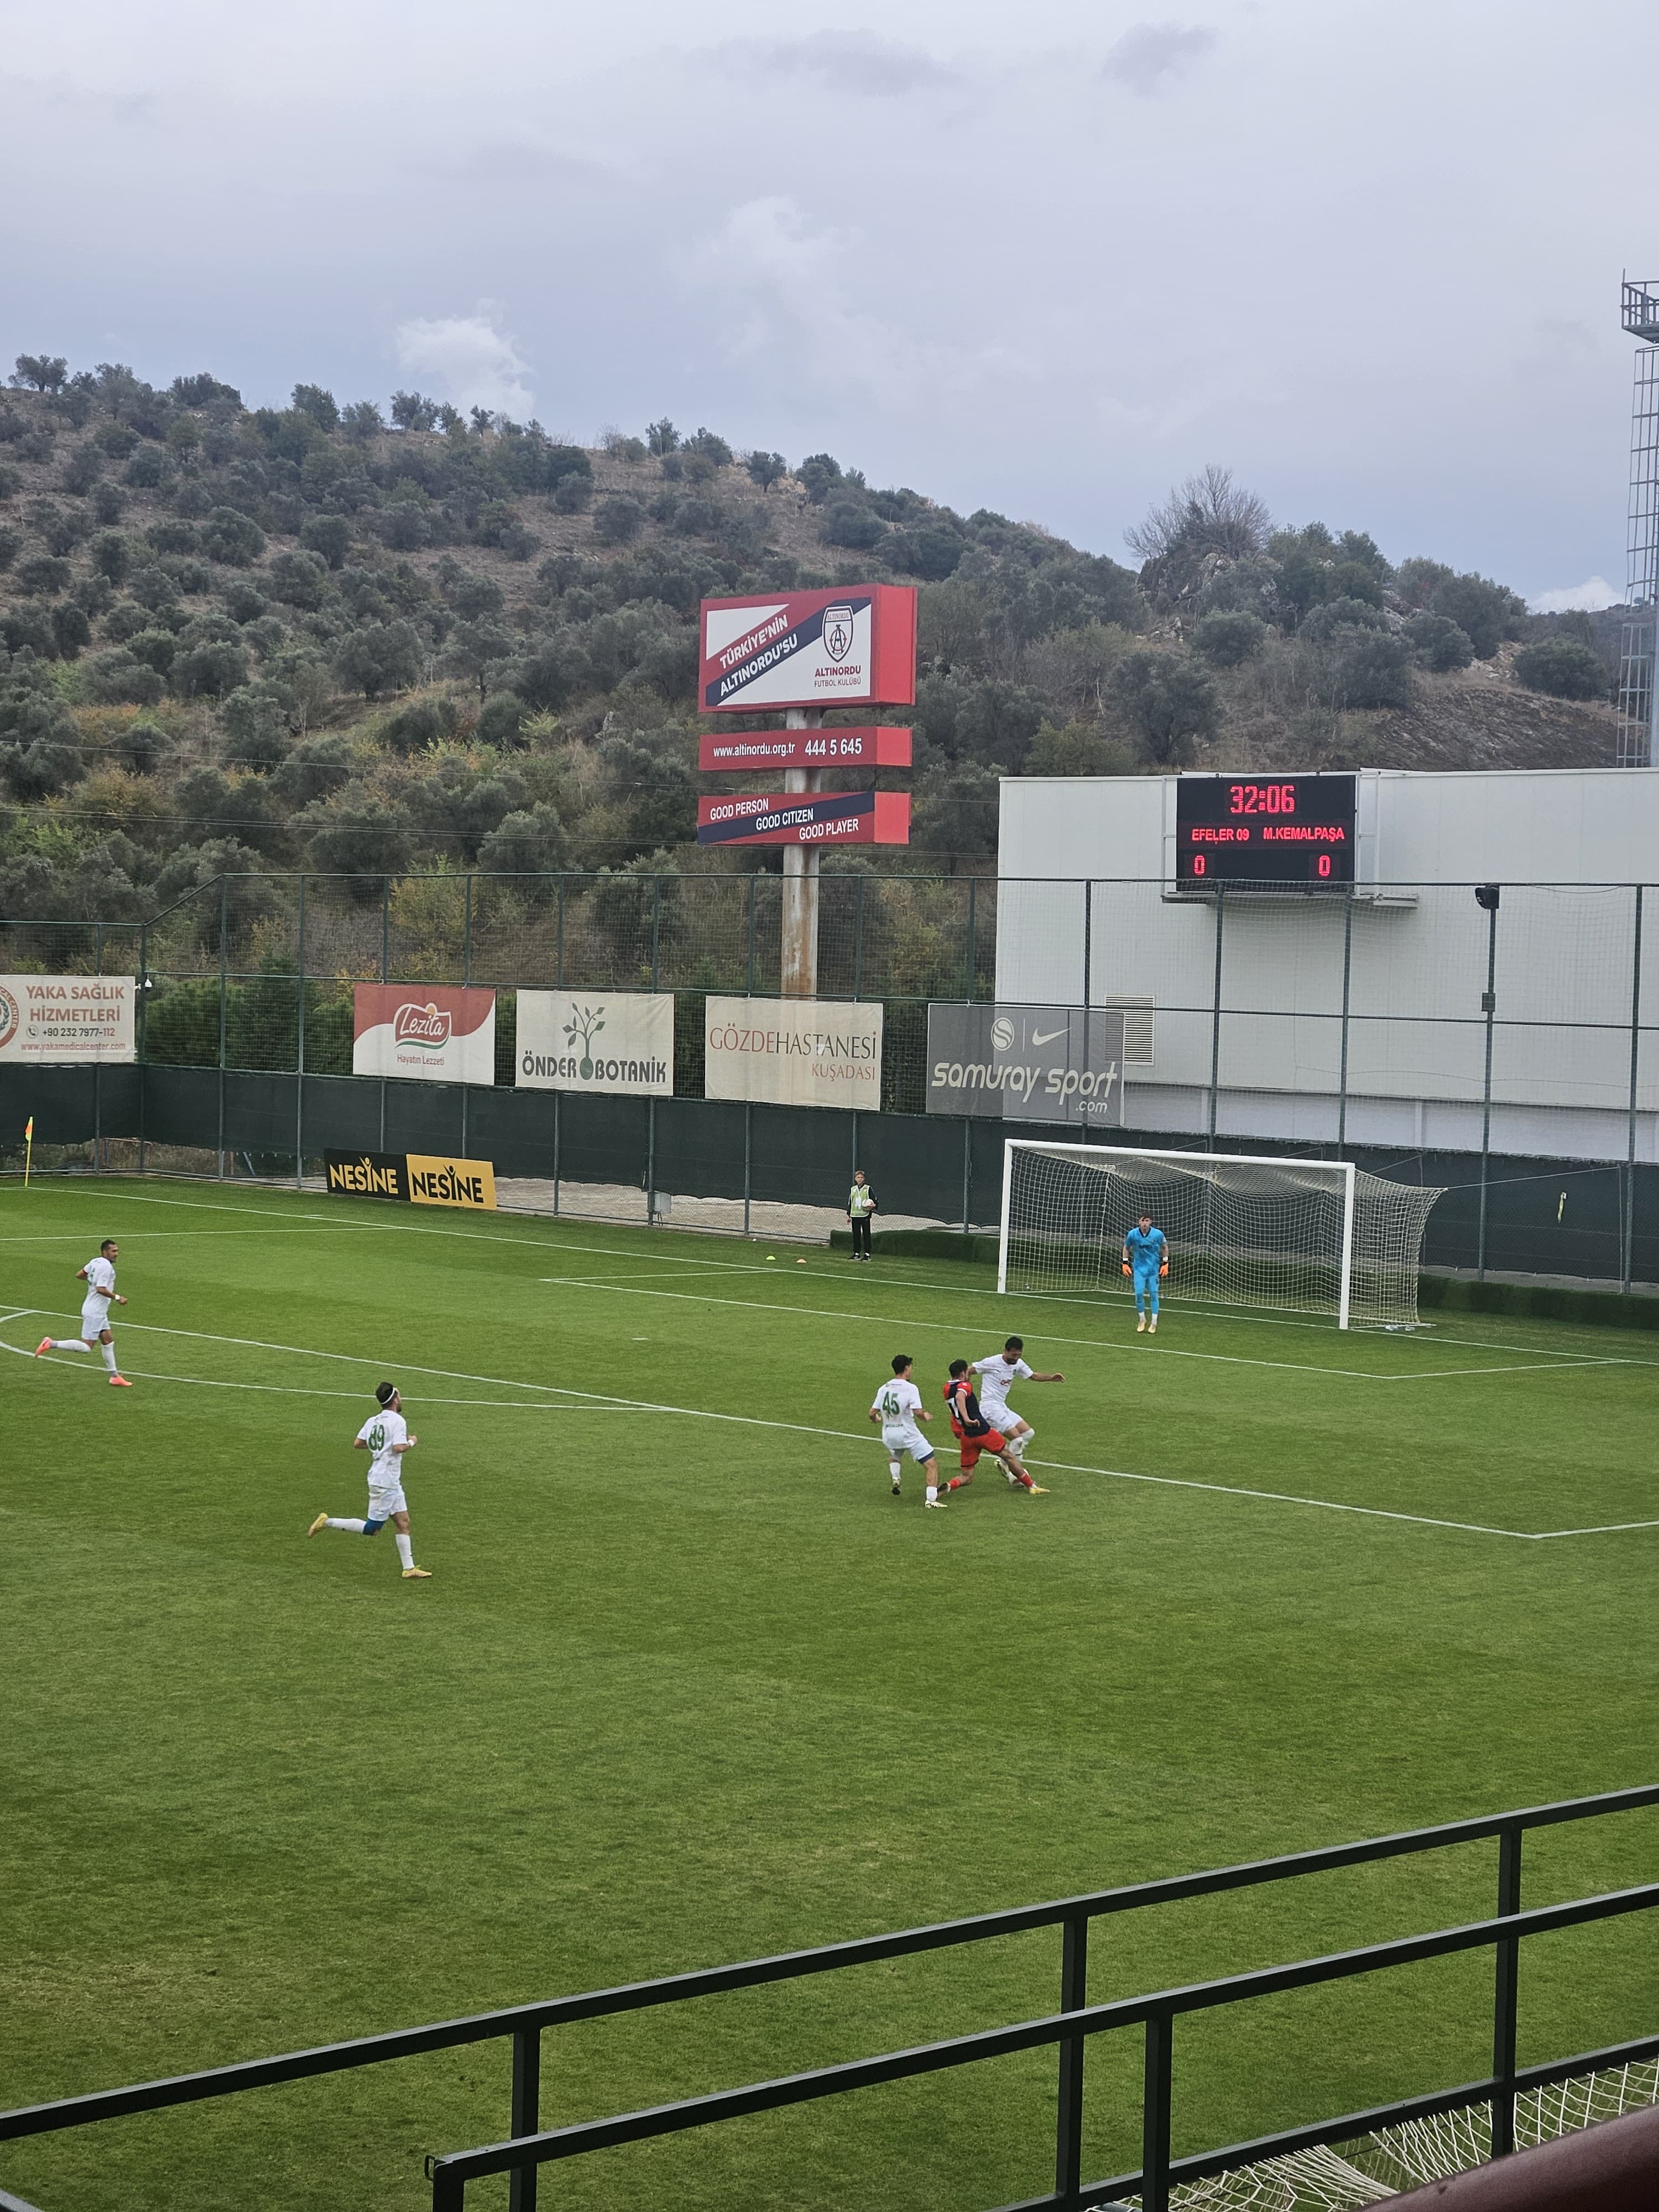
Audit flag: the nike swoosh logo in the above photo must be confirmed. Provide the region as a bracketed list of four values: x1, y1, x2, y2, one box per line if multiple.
[1030, 1027, 1067, 1046]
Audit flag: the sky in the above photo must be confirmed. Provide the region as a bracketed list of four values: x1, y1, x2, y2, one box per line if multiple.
[3, 0, 1656, 607]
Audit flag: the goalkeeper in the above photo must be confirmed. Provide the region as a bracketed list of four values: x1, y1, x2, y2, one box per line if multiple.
[1121, 1214, 1168, 1334]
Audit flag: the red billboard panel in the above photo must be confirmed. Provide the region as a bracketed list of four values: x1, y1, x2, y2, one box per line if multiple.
[698, 586, 917, 714]
[696, 790, 911, 849]
[697, 725, 914, 774]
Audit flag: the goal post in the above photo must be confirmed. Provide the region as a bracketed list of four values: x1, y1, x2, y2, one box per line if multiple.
[998, 1142, 1444, 1329]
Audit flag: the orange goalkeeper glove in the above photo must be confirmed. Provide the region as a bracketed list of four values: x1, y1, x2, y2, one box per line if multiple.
[1121, 1261, 1131, 1276]
[1160, 1262, 1168, 1277]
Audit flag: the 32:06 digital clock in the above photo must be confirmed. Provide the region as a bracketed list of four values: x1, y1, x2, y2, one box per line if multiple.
[1175, 773, 1357, 886]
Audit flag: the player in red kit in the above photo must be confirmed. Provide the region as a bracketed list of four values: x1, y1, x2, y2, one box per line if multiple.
[941, 1360, 1047, 1493]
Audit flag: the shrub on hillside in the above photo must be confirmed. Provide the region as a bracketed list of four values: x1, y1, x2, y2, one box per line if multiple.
[1192, 610, 1266, 666]
[1512, 638, 1607, 701]
[1112, 651, 1221, 766]
[1404, 613, 1474, 671]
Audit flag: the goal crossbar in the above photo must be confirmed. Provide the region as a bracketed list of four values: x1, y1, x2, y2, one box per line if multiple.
[998, 1142, 1443, 1329]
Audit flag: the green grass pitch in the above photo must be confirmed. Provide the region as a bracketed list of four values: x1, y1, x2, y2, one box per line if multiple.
[3, 1176, 1657, 2211]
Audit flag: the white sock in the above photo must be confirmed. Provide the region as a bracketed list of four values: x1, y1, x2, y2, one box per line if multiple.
[889, 1460, 902, 1482]
[53, 1339, 92, 1352]
[326, 1517, 367, 1533]
[925, 1481, 937, 1501]
[1011, 1430, 1031, 1456]
[395, 1532, 414, 1570]
[101, 1340, 118, 1374]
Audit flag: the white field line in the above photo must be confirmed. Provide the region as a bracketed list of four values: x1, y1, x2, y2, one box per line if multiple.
[9, 1318, 1655, 1542]
[535, 1276, 1614, 1387]
[17, 1185, 1650, 1370]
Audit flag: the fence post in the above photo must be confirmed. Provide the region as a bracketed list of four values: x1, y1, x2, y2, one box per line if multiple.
[137, 924, 148, 1174]
[463, 874, 473, 986]
[1625, 885, 1643, 1294]
[650, 874, 662, 993]
[966, 875, 977, 1002]
[1082, 879, 1092, 1009]
[552, 1091, 561, 1215]
[508, 2024, 541, 2212]
[1337, 884, 1354, 1158]
[743, 1101, 753, 1238]
[555, 877, 565, 990]
[745, 873, 758, 998]
[1491, 1821, 1523, 2158]
[380, 875, 391, 1154]
[1142, 2005, 1174, 2212]
[854, 872, 867, 1000]
[1055, 1910, 1088, 2203]
[1207, 885, 1225, 1146]
[295, 875, 306, 1189]
[217, 877, 228, 1179]
[1476, 886, 1499, 1281]
[94, 924, 104, 1170]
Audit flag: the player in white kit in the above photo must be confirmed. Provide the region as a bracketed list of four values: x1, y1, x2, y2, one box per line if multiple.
[36, 1239, 132, 1385]
[307, 1382, 431, 1578]
[868, 1353, 946, 1507]
[969, 1336, 1063, 1481]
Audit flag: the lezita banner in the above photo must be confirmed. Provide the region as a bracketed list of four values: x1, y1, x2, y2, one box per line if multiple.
[0, 975, 135, 1064]
[352, 985, 496, 1085]
[515, 991, 674, 1095]
[703, 996, 883, 1112]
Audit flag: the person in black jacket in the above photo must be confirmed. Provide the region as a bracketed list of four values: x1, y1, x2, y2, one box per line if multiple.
[847, 1168, 877, 1260]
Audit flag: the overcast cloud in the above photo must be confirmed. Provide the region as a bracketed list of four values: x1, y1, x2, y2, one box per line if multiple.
[2, 0, 1655, 601]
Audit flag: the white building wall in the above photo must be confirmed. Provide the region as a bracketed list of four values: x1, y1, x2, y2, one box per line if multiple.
[996, 771, 1659, 1163]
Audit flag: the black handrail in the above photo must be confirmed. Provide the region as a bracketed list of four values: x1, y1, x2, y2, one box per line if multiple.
[1, 1786, 1653, 2212]
[426, 1885, 1659, 2210]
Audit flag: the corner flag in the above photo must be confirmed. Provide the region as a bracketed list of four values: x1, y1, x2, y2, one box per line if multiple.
[24, 1115, 34, 1187]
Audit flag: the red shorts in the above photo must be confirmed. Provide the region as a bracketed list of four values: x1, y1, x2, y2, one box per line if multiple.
[955, 1427, 1008, 1471]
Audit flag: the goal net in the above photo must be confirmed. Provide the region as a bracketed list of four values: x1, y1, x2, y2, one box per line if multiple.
[998, 1145, 1443, 1330]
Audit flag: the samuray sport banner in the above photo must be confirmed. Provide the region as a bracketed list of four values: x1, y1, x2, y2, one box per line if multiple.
[703, 997, 883, 1111]
[698, 587, 917, 713]
[515, 991, 674, 1096]
[325, 1150, 497, 1209]
[926, 1004, 1127, 1126]
[0, 975, 135, 1065]
[352, 985, 495, 1085]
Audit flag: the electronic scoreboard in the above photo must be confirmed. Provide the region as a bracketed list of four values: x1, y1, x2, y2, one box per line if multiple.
[1175, 773, 1357, 886]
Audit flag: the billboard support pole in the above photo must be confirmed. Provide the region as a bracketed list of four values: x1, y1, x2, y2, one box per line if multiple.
[781, 709, 822, 997]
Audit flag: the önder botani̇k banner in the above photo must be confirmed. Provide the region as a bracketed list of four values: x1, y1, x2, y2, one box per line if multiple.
[703, 997, 883, 1112]
[352, 985, 495, 1085]
[698, 588, 917, 714]
[515, 991, 674, 1096]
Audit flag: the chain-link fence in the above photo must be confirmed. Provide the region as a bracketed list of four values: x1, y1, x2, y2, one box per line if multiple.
[6, 872, 1659, 1286]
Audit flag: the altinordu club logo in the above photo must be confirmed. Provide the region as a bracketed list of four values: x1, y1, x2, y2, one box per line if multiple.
[0, 985, 17, 1049]
[822, 604, 855, 664]
[394, 1001, 452, 1047]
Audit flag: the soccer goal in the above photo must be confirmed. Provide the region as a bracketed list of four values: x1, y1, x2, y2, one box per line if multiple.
[998, 1143, 1444, 1329]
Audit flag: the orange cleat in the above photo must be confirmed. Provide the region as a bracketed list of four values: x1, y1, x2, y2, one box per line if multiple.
[109, 1374, 133, 1387]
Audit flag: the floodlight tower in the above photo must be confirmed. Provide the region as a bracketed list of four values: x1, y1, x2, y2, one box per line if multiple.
[1618, 279, 1659, 768]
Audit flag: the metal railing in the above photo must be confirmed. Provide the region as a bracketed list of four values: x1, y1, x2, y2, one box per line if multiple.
[2, 1787, 1654, 2212]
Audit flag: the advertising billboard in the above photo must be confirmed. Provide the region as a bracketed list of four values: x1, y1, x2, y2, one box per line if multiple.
[325, 1150, 497, 1209]
[352, 985, 496, 1085]
[696, 790, 910, 850]
[703, 996, 883, 1111]
[925, 1004, 1126, 1125]
[515, 991, 674, 1095]
[697, 727, 914, 774]
[0, 975, 135, 1065]
[698, 587, 917, 713]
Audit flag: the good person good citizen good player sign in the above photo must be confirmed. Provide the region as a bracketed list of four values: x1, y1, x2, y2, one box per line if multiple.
[698, 587, 918, 713]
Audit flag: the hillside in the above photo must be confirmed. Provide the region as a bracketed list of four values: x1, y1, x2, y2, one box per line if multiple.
[0, 360, 1623, 928]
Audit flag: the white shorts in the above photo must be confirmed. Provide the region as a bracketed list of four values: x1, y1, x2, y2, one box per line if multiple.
[81, 1300, 111, 1338]
[979, 1401, 1022, 1432]
[881, 1422, 933, 1464]
[367, 1484, 408, 1524]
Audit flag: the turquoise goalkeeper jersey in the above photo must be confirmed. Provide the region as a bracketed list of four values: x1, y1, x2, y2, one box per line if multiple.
[1124, 1225, 1166, 1271]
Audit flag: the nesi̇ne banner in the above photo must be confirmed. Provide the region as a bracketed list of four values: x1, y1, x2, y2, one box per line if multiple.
[516, 991, 674, 1095]
[925, 1004, 1126, 1125]
[324, 1149, 497, 1209]
[352, 985, 496, 1086]
[703, 997, 884, 1112]
[0, 975, 136, 1065]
